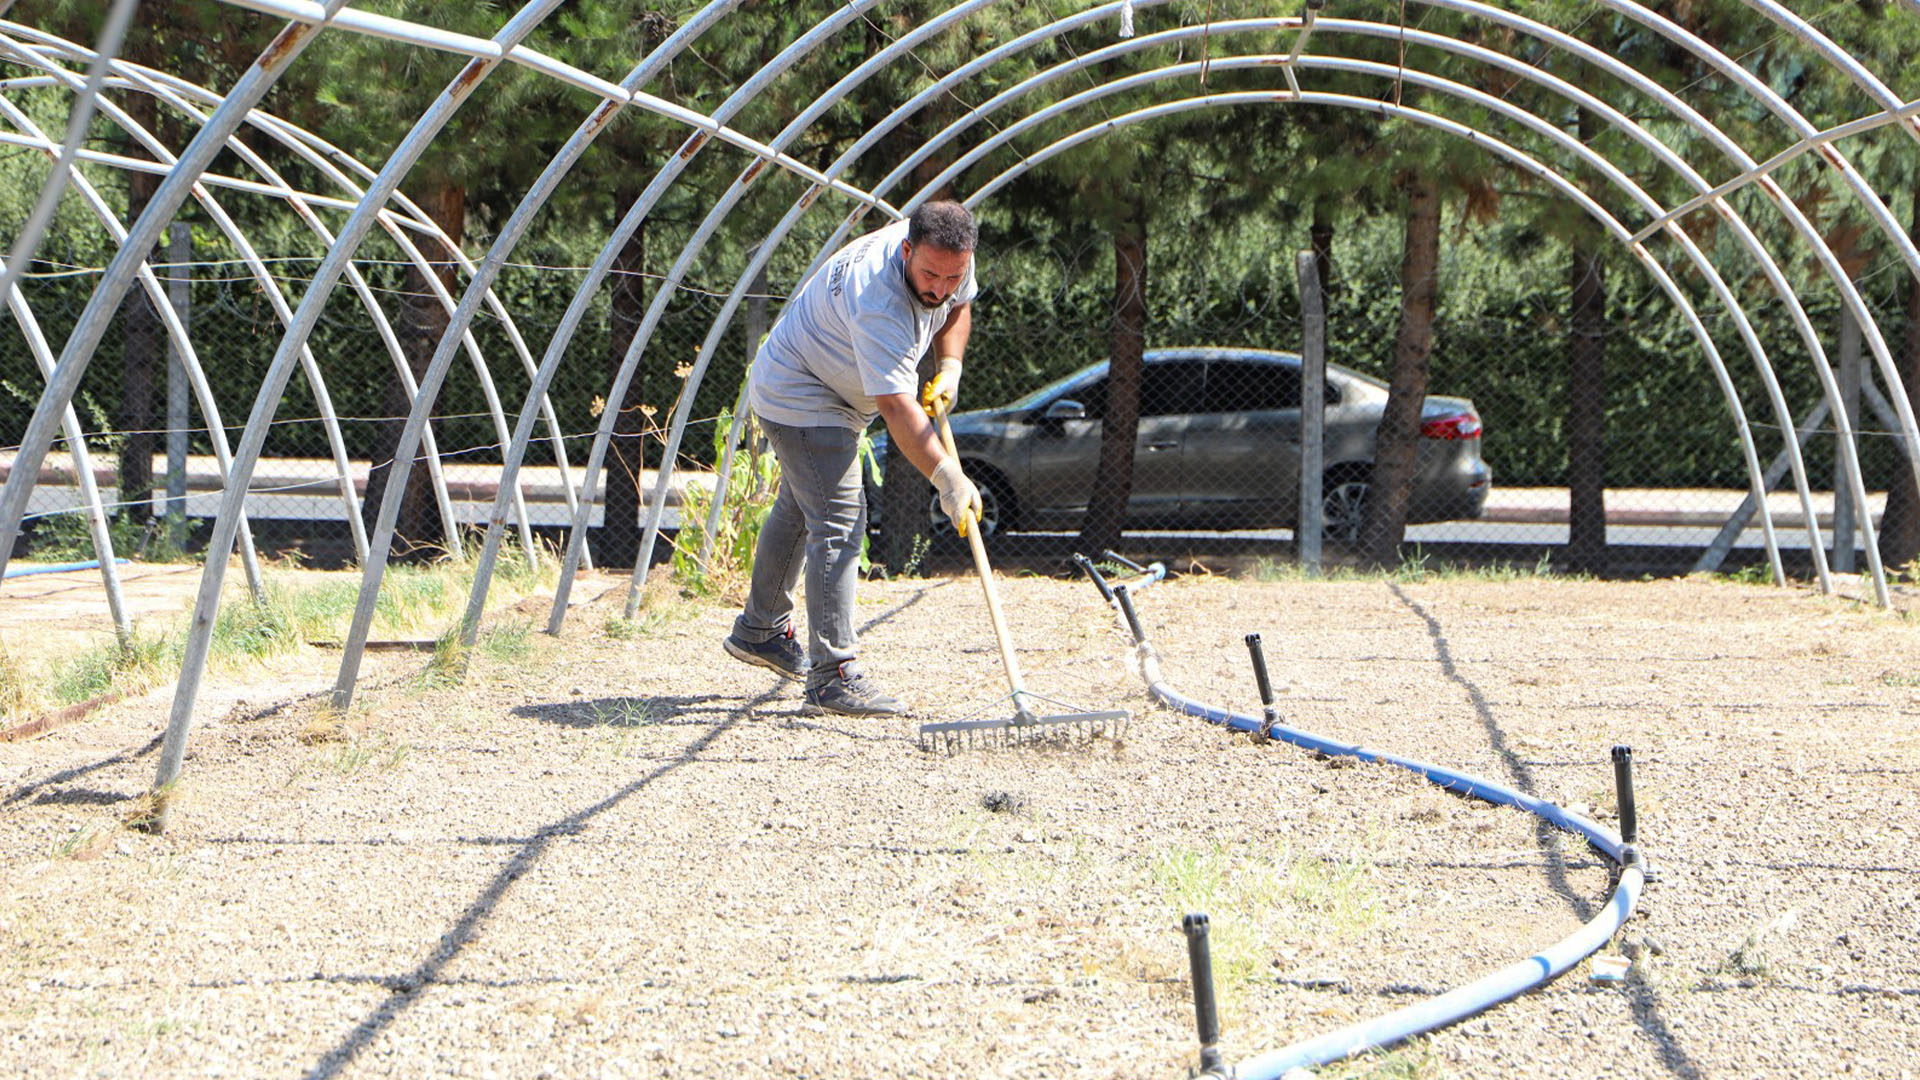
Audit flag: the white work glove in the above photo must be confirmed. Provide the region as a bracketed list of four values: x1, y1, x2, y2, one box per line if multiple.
[921, 355, 962, 419]
[930, 456, 983, 538]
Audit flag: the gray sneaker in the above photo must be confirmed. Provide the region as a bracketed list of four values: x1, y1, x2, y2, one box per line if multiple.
[805, 661, 904, 717]
[723, 626, 808, 682]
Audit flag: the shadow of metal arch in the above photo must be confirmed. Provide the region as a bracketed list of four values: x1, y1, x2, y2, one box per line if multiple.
[1, 0, 1917, 825]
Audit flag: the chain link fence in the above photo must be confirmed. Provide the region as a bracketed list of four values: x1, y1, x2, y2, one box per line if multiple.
[5, 224, 1914, 582]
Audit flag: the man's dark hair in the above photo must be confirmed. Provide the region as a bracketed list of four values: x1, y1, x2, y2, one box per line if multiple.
[907, 201, 977, 253]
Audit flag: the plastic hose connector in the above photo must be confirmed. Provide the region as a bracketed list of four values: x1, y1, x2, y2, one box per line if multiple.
[1114, 585, 1145, 644]
[1183, 913, 1225, 1074]
[1611, 745, 1638, 845]
[1075, 553, 1116, 605]
[1245, 633, 1280, 740]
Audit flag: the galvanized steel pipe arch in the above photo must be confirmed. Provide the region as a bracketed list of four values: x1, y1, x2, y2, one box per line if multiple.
[0, 2, 1914, 839]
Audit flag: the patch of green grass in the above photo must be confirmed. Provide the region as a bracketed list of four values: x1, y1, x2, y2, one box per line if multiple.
[51, 629, 175, 705]
[591, 697, 655, 727]
[210, 590, 302, 664]
[4, 543, 561, 715]
[1246, 551, 1562, 584]
[1151, 843, 1382, 1004]
[282, 579, 360, 641]
[375, 563, 456, 632]
[603, 616, 642, 640]
[477, 620, 534, 665]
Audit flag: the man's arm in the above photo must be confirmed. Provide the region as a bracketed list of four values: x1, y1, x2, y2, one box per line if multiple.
[932, 302, 971, 360]
[876, 390, 983, 533]
[922, 302, 972, 418]
[874, 393, 947, 478]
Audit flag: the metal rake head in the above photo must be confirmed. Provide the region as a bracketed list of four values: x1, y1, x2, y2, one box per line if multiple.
[917, 706, 1130, 755]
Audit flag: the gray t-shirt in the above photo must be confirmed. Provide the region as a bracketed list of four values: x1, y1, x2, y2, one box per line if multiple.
[748, 218, 977, 431]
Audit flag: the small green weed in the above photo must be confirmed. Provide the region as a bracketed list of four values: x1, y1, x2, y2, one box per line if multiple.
[306, 730, 410, 776]
[899, 533, 932, 578]
[581, 697, 658, 758]
[416, 626, 466, 690]
[477, 621, 534, 666]
[1391, 545, 1434, 582]
[673, 408, 780, 596]
[1718, 931, 1771, 979]
[591, 697, 656, 728]
[50, 822, 110, 860]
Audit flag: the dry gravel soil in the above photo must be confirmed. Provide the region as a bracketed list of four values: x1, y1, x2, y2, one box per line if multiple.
[3, 568, 1919, 1080]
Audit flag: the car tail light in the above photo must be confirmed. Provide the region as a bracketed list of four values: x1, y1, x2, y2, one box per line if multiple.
[1420, 413, 1482, 440]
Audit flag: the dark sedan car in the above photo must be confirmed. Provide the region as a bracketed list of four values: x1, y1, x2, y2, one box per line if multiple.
[867, 347, 1491, 542]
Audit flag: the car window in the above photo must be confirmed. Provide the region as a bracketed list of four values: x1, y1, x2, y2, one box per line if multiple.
[1204, 360, 1300, 411]
[1142, 360, 1206, 416]
[1203, 358, 1339, 411]
[1074, 360, 1207, 420]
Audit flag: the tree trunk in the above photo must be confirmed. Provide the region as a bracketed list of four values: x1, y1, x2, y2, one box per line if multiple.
[596, 200, 649, 569]
[364, 179, 463, 561]
[117, 93, 162, 528]
[1360, 173, 1440, 567]
[1077, 193, 1148, 558]
[1880, 175, 1920, 570]
[1565, 237, 1608, 575]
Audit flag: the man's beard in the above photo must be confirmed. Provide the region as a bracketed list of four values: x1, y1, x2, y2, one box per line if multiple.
[902, 261, 944, 308]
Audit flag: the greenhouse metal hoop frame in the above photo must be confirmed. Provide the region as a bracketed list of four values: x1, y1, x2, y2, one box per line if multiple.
[3, 0, 1919, 1065]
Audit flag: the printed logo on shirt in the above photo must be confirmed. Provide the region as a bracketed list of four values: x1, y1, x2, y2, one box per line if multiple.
[829, 238, 877, 298]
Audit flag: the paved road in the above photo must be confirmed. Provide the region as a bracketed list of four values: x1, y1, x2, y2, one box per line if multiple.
[3, 453, 1887, 551]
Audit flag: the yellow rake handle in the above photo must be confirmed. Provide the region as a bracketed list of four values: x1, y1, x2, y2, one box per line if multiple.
[934, 406, 1030, 715]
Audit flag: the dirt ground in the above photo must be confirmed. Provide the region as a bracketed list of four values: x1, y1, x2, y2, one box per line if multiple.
[2, 566, 1918, 1079]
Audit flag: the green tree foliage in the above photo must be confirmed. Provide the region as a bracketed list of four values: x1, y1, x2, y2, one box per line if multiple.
[9, 0, 1920, 569]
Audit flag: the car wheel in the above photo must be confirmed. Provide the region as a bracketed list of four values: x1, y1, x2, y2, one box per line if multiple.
[929, 467, 1013, 540]
[1321, 471, 1369, 545]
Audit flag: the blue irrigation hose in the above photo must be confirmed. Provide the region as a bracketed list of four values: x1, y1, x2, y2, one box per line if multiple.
[1102, 581, 1646, 1074]
[1146, 679, 1625, 861]
[3, 557, 127, 579]
[1239, 864, 1643, 1077]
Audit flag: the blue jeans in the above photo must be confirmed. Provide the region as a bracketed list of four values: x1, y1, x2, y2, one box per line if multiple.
[733, 417, 866, 686]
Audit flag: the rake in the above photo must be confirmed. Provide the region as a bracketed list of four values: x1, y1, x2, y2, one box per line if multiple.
[917, 406, 1129, 754]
